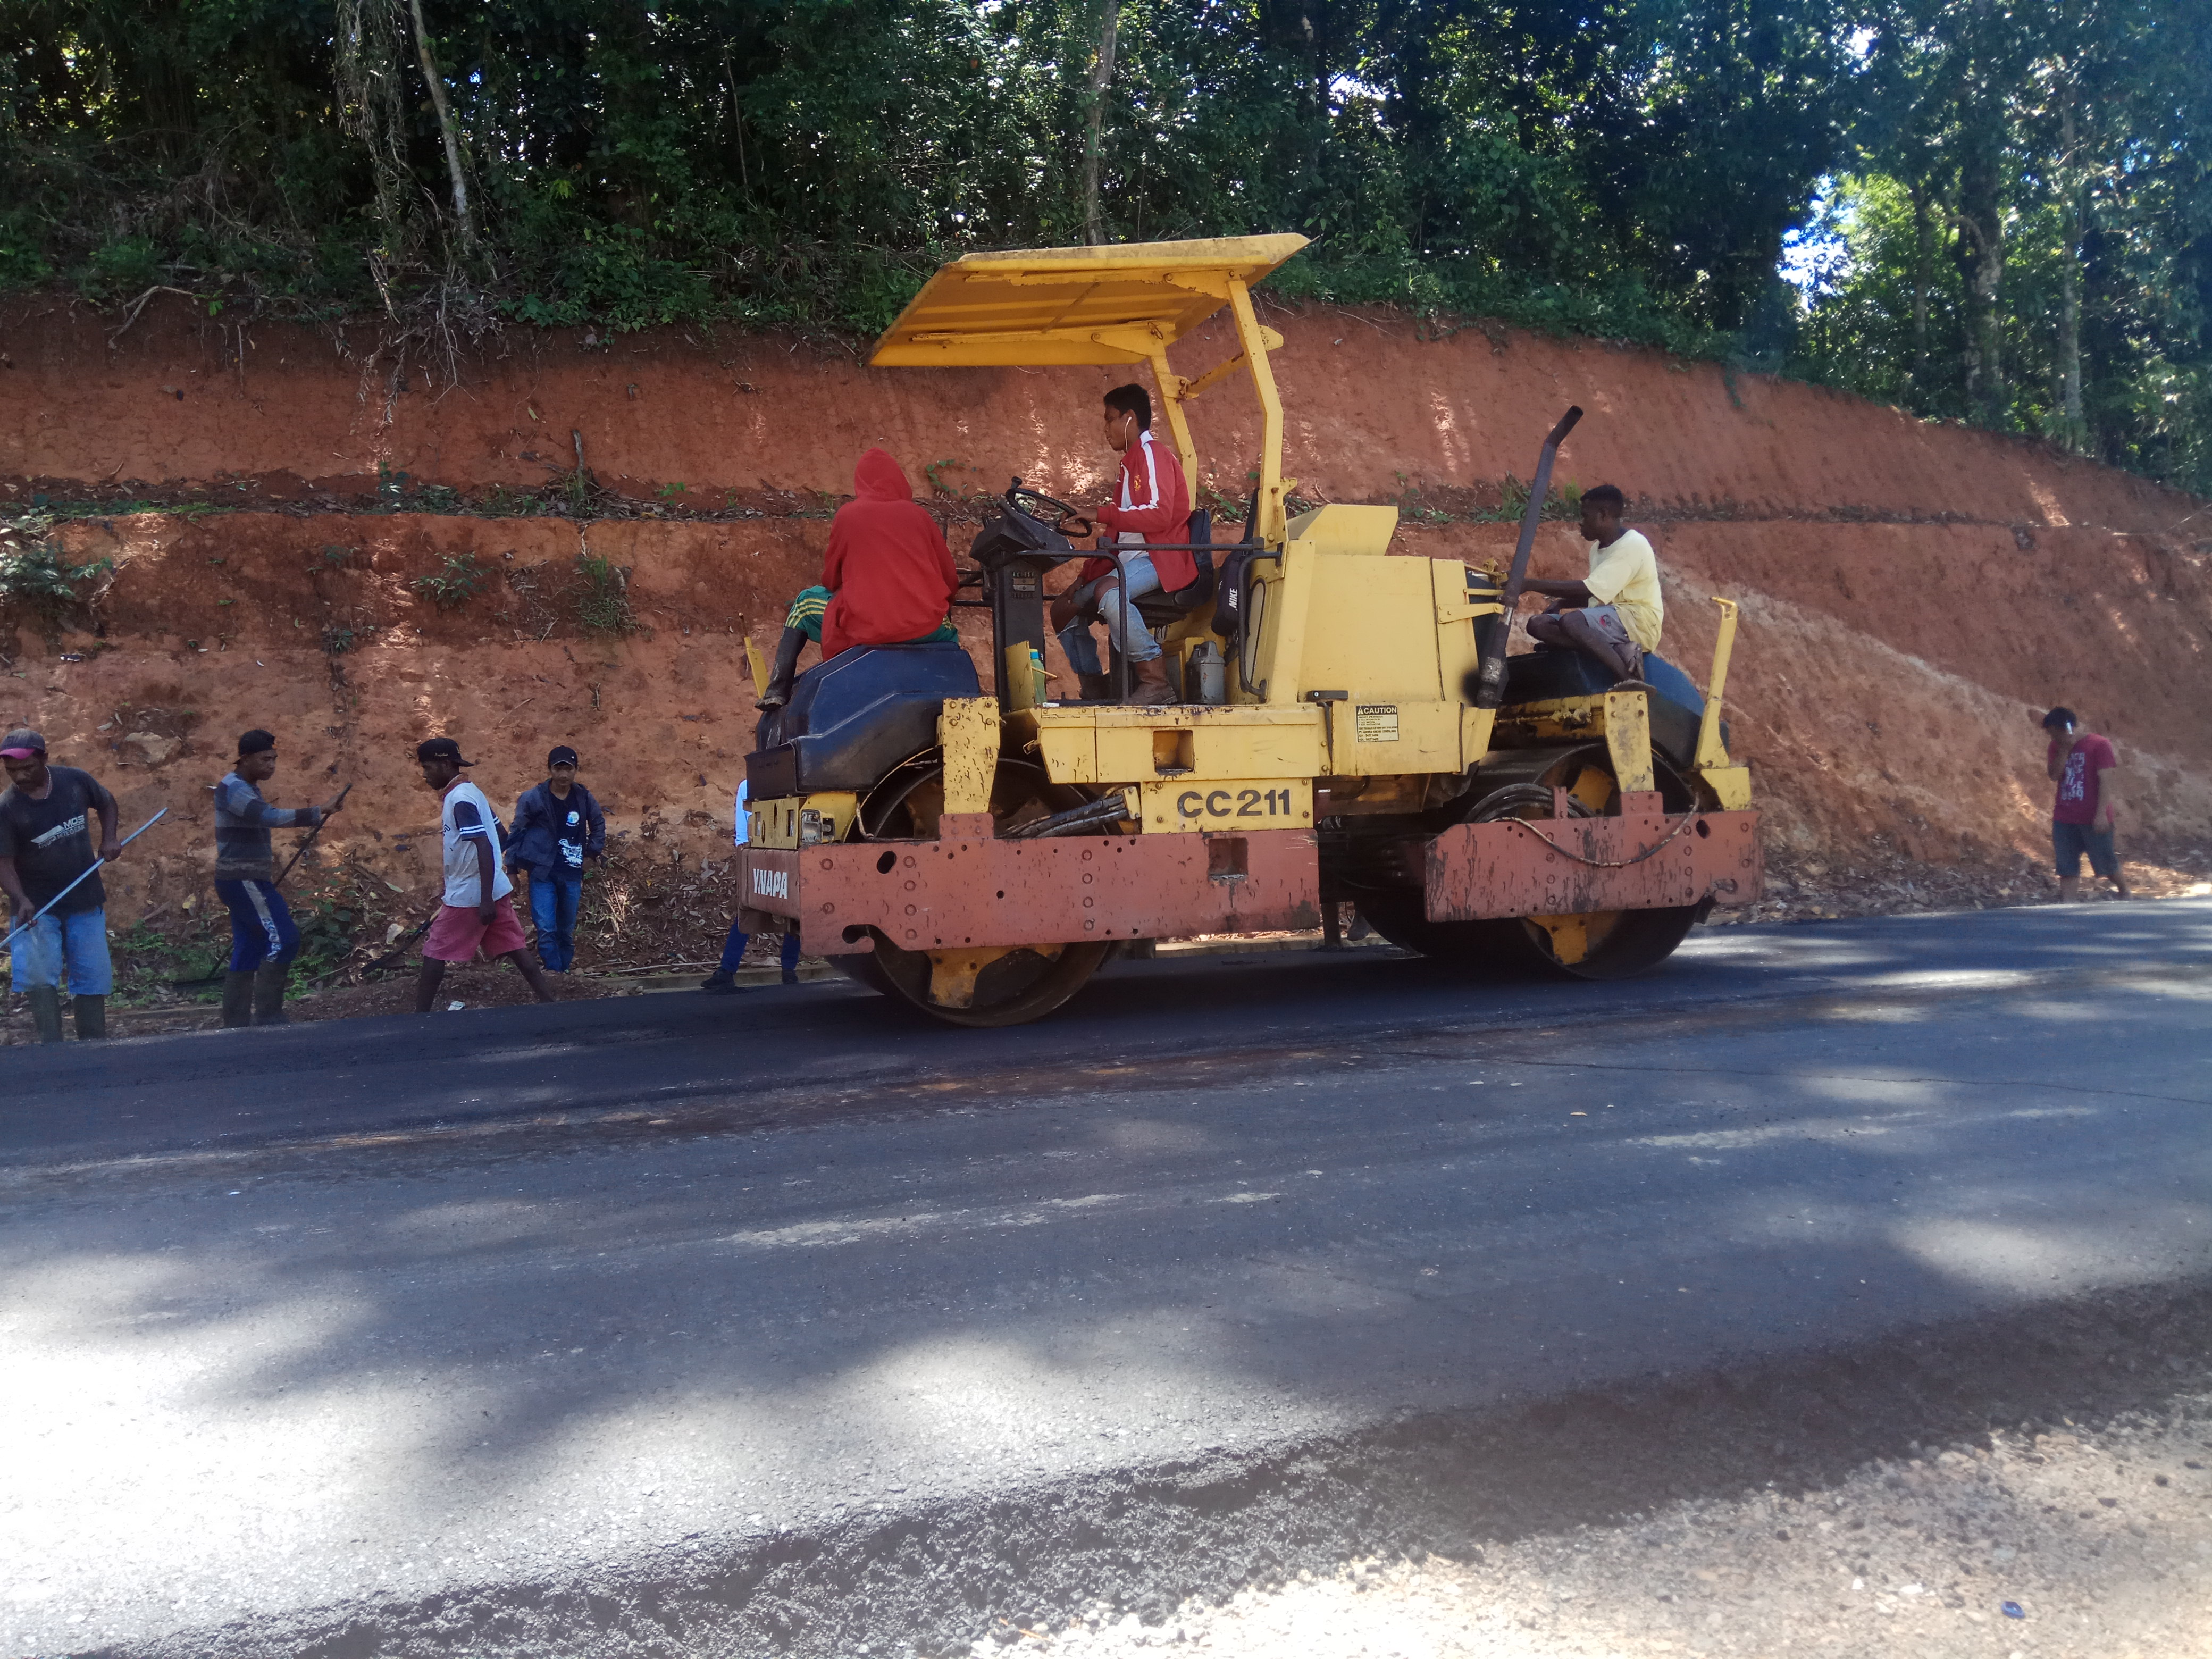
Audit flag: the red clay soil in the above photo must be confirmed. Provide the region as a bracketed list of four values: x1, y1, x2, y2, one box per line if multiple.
[2, 292, 2208, 1004]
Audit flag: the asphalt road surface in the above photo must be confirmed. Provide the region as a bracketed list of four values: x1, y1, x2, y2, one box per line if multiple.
[6, 902, 2211, 1658]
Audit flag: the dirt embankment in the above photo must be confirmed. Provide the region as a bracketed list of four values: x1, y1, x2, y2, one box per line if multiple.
[3, 294, 2208, 948]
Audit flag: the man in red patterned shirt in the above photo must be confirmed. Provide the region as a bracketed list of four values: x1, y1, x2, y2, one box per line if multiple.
[2042, 706, 2130, 902]
[1050, 384, 1192, 705]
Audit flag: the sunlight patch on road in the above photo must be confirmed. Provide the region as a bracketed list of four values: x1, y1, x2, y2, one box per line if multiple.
[1861, 969, 2038, 993]
[1799, 1074, 1947, 1108]
[725, 1192, 1140, 1250]
[1892, 1207, 2212, 1296]
[1635, 1117, 1898, 1151]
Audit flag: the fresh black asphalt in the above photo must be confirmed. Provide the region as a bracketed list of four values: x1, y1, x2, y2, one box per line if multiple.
[5, 901, 2209, 1657]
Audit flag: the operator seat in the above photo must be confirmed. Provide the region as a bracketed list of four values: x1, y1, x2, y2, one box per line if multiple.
[1127, 508, 1217, 629]
[748, 641, 980, 798]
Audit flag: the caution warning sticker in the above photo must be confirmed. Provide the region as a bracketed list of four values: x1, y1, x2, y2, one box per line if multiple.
[1354, 704, 1401, 742]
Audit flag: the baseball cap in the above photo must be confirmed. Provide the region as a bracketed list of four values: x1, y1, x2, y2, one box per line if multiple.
[548, 744, 580, 768]
[0, 728, 47, 759]
[415, 736, 474, 766]
[238, 728, 278, 757]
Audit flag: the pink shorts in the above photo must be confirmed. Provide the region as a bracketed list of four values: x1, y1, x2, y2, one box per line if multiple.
[423, 898, 531, 962]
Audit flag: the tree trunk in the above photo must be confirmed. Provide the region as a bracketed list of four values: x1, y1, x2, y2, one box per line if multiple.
[1955, 133, 2005, 426]
[2056, 98, 2085, 449]
[1081, 0, 1122, 245]
[407, 0, 480, 257]
[722, 46, 749, 195]
[1909, 176, 1932, 397]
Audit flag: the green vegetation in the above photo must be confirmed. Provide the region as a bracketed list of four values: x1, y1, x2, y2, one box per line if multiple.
[0, 0, 2203, 491]
[1788, 0, 2211, 488]
[0, 511, 113, 632]
[572, 549, 636, 636]
[410, 551, 490, 610]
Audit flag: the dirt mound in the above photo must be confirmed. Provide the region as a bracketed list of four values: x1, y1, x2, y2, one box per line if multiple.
[3, 293, 2207, 965]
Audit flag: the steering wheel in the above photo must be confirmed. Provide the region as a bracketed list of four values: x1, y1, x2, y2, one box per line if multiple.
[1009, 484, 1093, 540]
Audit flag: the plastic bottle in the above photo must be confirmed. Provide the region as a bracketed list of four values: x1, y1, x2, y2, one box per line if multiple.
[1030, 646, 1050, 705]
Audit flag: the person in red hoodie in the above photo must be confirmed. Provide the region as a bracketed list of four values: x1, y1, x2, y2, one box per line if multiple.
[758, 448, 960, 713]
[1049, 384, 1192, 705]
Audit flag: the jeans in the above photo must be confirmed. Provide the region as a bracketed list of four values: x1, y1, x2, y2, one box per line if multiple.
[719, 916, 802, 979]
[10, 905, 113, 994]
[216, 878, 300, 972]
[1058, 551, 1163, 671]
[528, 868, 585, 971]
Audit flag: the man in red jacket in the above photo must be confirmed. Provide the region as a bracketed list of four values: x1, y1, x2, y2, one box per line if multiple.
[758, 448, 960, 712]
[1049, 384, 1191, 704]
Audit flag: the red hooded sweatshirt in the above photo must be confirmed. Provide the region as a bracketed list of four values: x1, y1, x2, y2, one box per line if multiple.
[819, 449, 959, 659]
[1081, 428, 1195, 592]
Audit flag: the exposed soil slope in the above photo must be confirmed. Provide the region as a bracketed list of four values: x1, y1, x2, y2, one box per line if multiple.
[2, 294, 2207, 942]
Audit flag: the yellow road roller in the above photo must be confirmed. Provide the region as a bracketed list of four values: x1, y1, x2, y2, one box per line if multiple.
[735, 234, 1760, 1025]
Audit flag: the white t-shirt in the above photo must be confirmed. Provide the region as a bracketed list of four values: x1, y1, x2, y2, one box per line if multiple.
[733, 780, 750, 848]
[441, 778, 514, 907]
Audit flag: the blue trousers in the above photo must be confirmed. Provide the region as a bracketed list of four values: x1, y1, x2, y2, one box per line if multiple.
[720, 917, 802, 978]
[1058, 551, 1163, 671]
[216, 880, 299, 973]
[10, 905, 113, 994]
[527, 868, 584, 971]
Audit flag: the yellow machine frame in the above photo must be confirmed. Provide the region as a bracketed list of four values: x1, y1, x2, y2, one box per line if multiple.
[862, 234, 1745, 818]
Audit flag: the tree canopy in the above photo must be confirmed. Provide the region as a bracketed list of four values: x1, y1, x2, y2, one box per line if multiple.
[2, 0, 2203, 492]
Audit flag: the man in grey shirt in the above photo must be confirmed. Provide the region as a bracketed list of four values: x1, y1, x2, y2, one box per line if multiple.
[214, 728, 346, 1026]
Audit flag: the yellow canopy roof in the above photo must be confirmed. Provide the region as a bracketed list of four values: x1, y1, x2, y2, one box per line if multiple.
[870, 234, 1309, 368]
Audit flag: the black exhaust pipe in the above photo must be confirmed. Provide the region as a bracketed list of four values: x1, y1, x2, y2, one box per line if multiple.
[1471, 405, 1582, 711]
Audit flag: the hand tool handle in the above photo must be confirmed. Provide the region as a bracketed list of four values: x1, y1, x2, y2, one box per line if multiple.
[0, 807, 170, 957]
[274, 780, 353, 889]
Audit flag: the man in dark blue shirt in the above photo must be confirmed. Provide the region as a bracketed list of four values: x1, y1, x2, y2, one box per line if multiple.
[0, 728, 121, 1041]
[507, 745, 605, 972]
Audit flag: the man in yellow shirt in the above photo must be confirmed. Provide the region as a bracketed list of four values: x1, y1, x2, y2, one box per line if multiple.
[1523, 484, 1662, 681]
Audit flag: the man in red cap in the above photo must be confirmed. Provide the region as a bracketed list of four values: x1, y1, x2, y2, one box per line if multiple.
[757, 449, 959, 713]
[0, 728, 120, 1041]
[413, 737, 557, 1013]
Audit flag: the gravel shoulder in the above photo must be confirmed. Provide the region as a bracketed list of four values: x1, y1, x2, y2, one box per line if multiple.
[1045, 1393, 2212, 1659]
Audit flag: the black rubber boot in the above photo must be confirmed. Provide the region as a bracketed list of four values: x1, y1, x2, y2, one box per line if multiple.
[26, 985, 64, 1044]
[699, 970, 741, 995]
[755, 624, 808, 746]
[72, 994, 107, 1040]
[252, 961, 292, 1025]
[1076, 673, 1113, 702]
[221, 970, 255, 1028]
